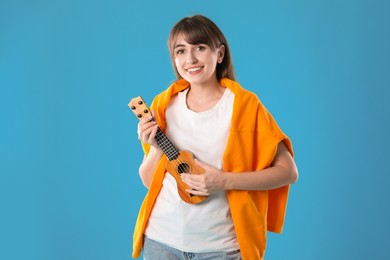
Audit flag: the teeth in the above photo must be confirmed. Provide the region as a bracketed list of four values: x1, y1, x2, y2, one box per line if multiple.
[187, 67, 201, 72]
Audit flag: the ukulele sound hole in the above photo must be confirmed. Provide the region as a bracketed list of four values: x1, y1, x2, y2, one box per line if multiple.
[177, 163, 190, 174]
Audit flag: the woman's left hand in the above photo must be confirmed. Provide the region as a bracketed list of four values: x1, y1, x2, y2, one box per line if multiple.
[181, 159, 226, 196]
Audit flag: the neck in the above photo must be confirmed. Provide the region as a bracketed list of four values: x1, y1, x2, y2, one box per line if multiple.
[187, 78, 224, 100]
[186, 79, 226, 112]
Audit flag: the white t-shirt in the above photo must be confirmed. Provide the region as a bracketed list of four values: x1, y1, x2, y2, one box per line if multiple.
[144, 87, 239, 253]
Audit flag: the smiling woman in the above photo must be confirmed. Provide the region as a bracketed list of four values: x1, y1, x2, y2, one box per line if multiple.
[131, 14, 298, 260]
[172, 36, 226, 112]
[168, 15, 235, 82]
[172, 36, 225, 94]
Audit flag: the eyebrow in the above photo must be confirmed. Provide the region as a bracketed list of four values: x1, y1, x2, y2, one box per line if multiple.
[174, 44, 186, 49]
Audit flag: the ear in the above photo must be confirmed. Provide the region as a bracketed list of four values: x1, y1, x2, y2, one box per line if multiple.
[217, 45, 225, 64]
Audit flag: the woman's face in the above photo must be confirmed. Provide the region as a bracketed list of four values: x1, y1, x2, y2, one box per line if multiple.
[172, 34, 224, 87]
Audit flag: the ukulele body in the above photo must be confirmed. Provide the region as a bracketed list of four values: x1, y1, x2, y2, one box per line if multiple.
[165, 150, 207, 204]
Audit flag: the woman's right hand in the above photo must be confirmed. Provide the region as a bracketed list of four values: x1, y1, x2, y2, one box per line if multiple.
[137, 112, 159, 148]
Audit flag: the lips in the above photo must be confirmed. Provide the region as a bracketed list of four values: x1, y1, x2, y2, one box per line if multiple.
[186, 66, 203, 75]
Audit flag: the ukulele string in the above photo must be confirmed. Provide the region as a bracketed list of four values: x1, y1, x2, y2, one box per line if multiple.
[155, 128, 195, 193]
[155, 129, 191, 174]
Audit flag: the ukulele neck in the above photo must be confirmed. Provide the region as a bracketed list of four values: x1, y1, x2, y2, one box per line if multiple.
[155, 128, 179, 161]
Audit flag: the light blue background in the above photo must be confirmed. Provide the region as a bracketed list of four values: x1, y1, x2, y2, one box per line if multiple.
[1, 0, 389, 259]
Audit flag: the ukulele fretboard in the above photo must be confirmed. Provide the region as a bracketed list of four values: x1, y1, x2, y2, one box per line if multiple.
[155, 128, 179, 161]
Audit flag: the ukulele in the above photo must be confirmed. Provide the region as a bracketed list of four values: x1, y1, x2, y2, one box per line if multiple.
[128, 96, 208, 204]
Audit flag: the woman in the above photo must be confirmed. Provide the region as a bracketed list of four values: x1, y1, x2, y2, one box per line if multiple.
[133, 14, 298, 260]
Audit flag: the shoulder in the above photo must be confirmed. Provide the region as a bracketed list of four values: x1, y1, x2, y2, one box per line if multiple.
[221, 78, 261, 105]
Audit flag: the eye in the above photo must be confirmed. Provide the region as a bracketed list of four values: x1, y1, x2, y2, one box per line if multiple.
[196, 45, 206, 51]
[176, 49, 184, 55]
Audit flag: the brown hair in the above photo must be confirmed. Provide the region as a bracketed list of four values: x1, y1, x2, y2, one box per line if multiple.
[168, 15, 235, 81]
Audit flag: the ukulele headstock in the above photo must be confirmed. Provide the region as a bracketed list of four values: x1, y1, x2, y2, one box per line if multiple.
[128, 96, 151, 120]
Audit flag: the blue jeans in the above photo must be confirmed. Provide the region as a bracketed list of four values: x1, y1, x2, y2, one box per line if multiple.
[143, 236, 242, 260]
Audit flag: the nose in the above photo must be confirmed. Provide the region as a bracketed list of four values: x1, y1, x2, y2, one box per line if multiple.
[186, 51, 198, 64]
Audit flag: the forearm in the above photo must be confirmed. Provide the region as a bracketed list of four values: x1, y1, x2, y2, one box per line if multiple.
[224, 164, 298, 191]
[224, 142, 298, 191]
[139, 147, 164, 188]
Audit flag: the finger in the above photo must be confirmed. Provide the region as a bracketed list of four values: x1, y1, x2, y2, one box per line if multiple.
[181, 175, 196, 187]
[139, 115, 154, 125]
[182, 177, 208, 193]
[140, 128, 152, 142]
[181, 173, 202, 184]
[150, 110, 156, 119]
[138, 121, 157, 140]
[138, 117, 155, 133]
[139, 120, 156, 131]
[185, 188, 209, 196]
[141, 127, 155, 142]
[148, 125, 158, 143]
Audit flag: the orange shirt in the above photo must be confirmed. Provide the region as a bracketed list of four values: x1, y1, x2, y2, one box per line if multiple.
[132, 78, 293, 259]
